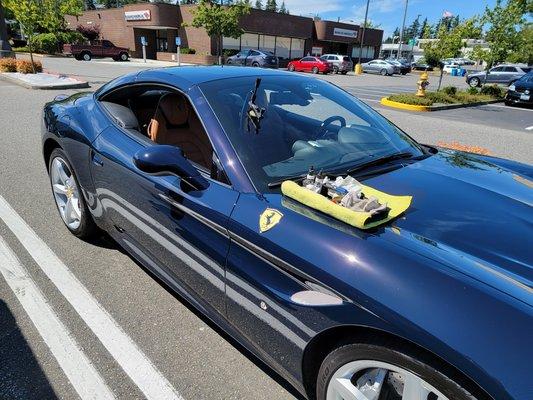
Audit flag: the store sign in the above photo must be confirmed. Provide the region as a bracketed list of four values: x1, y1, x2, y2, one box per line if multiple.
[125, 10, 151, 21]
[333, 27, 357, 39]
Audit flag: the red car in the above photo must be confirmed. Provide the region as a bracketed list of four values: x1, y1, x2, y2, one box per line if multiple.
[287, 56, 332, 74]
[63, 40, 129, 62]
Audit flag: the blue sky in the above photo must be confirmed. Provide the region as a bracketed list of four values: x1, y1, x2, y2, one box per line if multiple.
[282, 0, 498, 37]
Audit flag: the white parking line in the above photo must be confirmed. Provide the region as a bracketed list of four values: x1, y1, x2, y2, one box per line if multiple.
[0, 196, 183, 400]
[0, 237, 116, 400]
[484, 103, 533, 112]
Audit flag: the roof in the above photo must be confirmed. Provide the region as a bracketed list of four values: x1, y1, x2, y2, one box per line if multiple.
[137, 65, 290, 88]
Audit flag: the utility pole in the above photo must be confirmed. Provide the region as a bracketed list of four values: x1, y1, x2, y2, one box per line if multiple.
[0, 0, 13, 58]
[397, 0, 408, 59]
[354, 0, 370, 75]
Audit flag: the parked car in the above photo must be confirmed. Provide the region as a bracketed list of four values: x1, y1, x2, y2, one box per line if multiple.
[226, 49, 279, 68]
[319, 54, 352, 74]
[63, 40, 129, 62]
[442, 63, 461, 74]
[287, 56, 331, 74]
[466, 64, 532, 87]
[411, 61, 434, 71]
[361, 59, 397, 75]
[385, 58, 411, 75]
[505, 71, 533, 106]
[42, 66, 532, 400]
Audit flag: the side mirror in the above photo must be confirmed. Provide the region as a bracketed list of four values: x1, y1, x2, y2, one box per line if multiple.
[134, 145, 209, 191]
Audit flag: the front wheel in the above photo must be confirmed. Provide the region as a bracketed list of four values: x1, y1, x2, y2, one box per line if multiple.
[288, 64, 295, 71]
[119, 52, 129, 61]
[333, 66, 339, 74]
[341, 70, 348, 75]
[48, 149, 97, 239]
[252, 61, 260, 67]
[468, 77, 480, 87]
[312, 66, 319, 74]
[317, 343, 477, 400]
[81, 52, 92, 61]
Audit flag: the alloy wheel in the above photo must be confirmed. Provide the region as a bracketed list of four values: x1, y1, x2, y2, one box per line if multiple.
[83, 53, 91, 61]
[326, 360, 449, 400]
[120, 53, 128, 61]
[469, 78, 480, 87]
[50, 157, 82, 230]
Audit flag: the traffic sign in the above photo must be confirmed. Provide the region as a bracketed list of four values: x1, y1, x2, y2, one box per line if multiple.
[175, 36, 181, 46]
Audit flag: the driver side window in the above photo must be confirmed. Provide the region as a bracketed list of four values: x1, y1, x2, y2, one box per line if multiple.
[98, 85, 229, 183]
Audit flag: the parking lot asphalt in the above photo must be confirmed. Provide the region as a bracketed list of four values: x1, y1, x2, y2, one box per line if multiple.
[0, 57, 532, 400]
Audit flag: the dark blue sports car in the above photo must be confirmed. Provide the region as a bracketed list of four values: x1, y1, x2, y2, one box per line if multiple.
[42, 66, 532, 400]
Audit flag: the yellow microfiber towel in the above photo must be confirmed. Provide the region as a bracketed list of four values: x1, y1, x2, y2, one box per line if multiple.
[281, 180, 412, 229]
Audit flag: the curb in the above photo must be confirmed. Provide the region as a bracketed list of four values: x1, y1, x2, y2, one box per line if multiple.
[380, 97, 429, 111]
[380, 97, 503, 112]
[0, 73, 89, 90]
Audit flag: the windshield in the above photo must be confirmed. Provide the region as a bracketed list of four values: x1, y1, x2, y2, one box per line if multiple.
[199, 75, 424, 191]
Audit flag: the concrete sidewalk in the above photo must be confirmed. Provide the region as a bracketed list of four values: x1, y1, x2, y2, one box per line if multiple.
[0, 72, 89, 90]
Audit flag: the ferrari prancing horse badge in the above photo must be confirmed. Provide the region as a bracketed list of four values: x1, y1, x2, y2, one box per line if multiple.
[259, 208, 283, 233]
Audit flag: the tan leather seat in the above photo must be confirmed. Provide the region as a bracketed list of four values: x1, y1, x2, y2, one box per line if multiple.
[148, 93, 213, 169]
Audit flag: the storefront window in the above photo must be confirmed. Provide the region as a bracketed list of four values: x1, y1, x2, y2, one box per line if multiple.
[259, 35, 275, 53]
[156, 30, 168, 52]
[275, 36, 291, 59]
[223, 36, 240, 50]
[241, 33, 259, 50]
[351, 46, 374, 59]
[291, 38, 305, 59]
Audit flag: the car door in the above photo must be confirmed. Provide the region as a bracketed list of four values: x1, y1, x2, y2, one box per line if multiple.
[90, 89, 237, 317]
[487, 66, 504, 83]
[503, 66, 521, 83]
[237, 50, 249, 66]
[301, 57, 314, 72]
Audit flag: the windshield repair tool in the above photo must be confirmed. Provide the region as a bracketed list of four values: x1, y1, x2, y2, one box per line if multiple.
[247, 78, 266, 133]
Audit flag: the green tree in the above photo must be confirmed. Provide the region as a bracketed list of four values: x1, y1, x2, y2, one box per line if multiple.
[254, 0, 261, 9]
[4, 0, 41, 70]
[478, 0, 528, 68]
[363, 20, 380, 28]
[279, 0, 287, 14]
[186, 0, 250, 63]
[41, 0, 83, 33]
[265, 0, 276, 11]
[404, 15, 420, 42]
[419, 17, 429, 38]
[506, 22, 533, 64]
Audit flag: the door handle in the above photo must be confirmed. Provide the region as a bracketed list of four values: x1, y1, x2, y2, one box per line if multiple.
[91, 152, 104, 166]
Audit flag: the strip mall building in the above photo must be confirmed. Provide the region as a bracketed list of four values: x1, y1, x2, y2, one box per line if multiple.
[66, 3, 383, 64]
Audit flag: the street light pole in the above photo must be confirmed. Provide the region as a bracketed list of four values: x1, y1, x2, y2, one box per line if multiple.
[397, 0, 408, 59]
[354, 0, 370, 75]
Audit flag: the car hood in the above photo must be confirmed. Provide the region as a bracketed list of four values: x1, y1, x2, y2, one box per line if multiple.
[360, 150, 533, 303]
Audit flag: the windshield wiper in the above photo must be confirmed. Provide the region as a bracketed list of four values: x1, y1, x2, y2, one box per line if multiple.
[246, 78, 266, 133]
[268, 173, 307, 188]
[345, 151, 415, 174]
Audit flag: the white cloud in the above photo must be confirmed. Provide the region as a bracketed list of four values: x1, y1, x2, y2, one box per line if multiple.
[281, 0, 344, 16]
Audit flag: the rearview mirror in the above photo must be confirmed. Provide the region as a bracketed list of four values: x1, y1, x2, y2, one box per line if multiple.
[134, 145, 209, 191]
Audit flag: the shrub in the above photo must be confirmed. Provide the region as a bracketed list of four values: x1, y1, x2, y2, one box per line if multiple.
[12, 46, 30, 53]
[76, 24, 101, 41]
[441, 86, 457, 96]
[33, 33, 60, 54]
[467, 86, 479, 95]
[426, 91, 456, 104]
[388, 94, 433, 106]
[16, 59, 43, 74]
[0, 58, 17, 72]
[180, 47, 196, 54]
[480, 84, 504, 98]
[58, 31, 85, 46]
[223, 48, 239, 57]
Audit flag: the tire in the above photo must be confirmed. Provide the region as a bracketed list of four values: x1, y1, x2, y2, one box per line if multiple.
[317, 343, 476, 400]
[252, 61, 260, 67]
[119, 52, 129, 61]
[74, 54, 81, 61]
[468, 77, 480, 87]
[401, 71, 407, 75]
[226, 59, 232, 65]
[341, 70, 348, 75]
[288, 64, 295, 72]
[380, 68, 387, 76]
[81, 51, 92, 61]
[48, 148, 97, 239]
[333, 66, 339, 74]
[312, 66, 319, 74]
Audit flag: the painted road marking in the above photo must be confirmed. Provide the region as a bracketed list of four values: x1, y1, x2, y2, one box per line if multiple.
[0, 237, 116, 400]
[0, 196, 183, 400]
[484, 103, 533, 112]
[526, 125, 533, 131]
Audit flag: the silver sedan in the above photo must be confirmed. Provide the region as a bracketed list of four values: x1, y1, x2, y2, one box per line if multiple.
[361, 59, 398, 76]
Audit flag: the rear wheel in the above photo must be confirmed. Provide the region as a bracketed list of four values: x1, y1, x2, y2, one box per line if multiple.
[48, 149, 97, 239]
[312, 66, 319, 74]
[288, 64, 295, 71]
[333, 65, 339, 74]
[252, 61, 260, 67]
[317, 343, 477, 400]
[81, 51, 92, 61]
[119, 52, 129, 61]
[380, 68, 387, 76]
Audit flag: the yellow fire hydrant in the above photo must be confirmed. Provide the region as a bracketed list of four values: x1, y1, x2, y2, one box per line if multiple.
[354, 63, 363, 75]
[416, 72, 430, 97]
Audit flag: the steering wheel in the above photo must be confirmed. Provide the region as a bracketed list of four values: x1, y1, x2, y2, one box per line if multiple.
[316, 115, 346, 139]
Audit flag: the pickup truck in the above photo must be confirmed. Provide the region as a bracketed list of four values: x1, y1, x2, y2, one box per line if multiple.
[63, 40, 129, 62]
